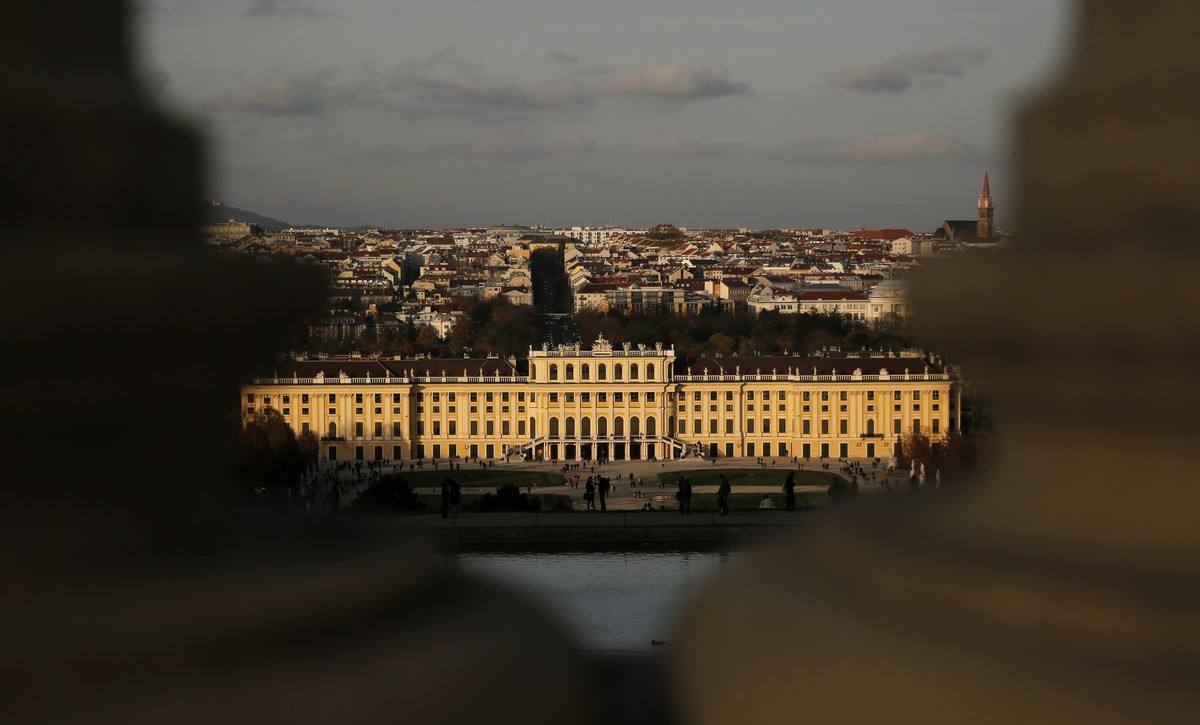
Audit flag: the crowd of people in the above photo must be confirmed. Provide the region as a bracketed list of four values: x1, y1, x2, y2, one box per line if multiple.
[302, 454, 912, 516]
[302, 459, 401, 514]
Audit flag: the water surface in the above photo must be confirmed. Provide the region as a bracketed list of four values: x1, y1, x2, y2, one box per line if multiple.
[455, 549, 740, 653]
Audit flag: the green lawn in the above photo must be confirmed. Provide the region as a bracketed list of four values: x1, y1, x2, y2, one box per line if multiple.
[402, 469, 566, 489]
[417, 493, 575, 512]
[657, 469, 840, 489]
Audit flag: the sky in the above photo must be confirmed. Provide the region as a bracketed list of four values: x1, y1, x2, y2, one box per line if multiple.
[135, 0, 1075, 230]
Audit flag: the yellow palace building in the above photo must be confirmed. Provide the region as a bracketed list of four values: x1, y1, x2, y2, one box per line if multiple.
[241, 336, 958, 464]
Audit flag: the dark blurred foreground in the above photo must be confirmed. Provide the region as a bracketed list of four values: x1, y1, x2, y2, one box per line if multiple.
[3, 2, 1198, 723]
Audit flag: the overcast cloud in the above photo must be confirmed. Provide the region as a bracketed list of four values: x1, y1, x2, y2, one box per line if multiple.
[243, 0, 328, 19]
[203, 54, 753, 118]
[832, 47, 995, 93]
[137, 0, 1071, 229]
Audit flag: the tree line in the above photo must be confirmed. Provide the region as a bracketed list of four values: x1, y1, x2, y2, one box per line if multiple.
[290, 298, 921, 368]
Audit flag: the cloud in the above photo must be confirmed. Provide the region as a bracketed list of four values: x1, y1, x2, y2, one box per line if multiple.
[244, 0, 328, 17]
[203, 52, 751, 118]
[455, 132, 597, 158]
[546, 50, 583, 64]
[202, 68, 347, 115]
[601, 64, 751, 99]
[382, 66, 594, 112]
[635, 136, 731, 157]
[831, 47, 992, 93]
[347, 132, 596, 163]
[782, 133, 966, 163]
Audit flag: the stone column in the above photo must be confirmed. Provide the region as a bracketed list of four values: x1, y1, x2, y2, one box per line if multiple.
[2, 4, 590, 724]
[672, 2, 1200, 724]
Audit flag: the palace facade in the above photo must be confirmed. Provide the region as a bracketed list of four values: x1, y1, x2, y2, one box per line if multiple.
[241, 337, 958, 463]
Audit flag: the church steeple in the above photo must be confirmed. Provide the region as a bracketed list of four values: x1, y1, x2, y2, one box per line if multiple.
[977, 172, 995, 240]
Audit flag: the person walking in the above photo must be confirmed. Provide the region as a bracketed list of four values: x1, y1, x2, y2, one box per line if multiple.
[784, 471, 797, 511]
[584, 477, 596, 511]
[678, 476, 692, 516]
[440, 476, 451, 519]
[717, 474, 732, 517]
[598, 476, 610, 512]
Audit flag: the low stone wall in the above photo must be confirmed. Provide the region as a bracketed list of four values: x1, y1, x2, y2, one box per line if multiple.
[416, 514, 807, 548]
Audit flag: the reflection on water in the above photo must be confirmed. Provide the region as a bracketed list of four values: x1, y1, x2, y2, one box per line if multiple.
[455, 549, 740, 653]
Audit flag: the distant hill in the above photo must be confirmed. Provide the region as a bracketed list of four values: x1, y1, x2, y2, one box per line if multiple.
[204, 201, 290, 232]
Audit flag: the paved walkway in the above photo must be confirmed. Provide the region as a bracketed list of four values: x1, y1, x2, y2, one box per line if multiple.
[310, 456, 911, 512]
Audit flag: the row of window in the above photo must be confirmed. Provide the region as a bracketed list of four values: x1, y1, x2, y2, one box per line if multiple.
[546, 416, 656, 437]
[547, 391, 656, 404]
[245, 391, 528, 405]
[419, 391, 521, 403]
[417, 406, 522, 415]
[540, 362, 655, 382]
[247, 389, 942, 405]
[678, 418, 939, 436]
[324, 444, 510, 463]
[323, 419, 530, 439]
[419, 420, 522, 437]
[679, 418, 790, 435]
[311, 415, 940, 441]
[251, 400, 937, 422]
[687, 390, 940, 402]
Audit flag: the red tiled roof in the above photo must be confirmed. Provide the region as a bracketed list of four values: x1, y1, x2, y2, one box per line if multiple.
[798, 291, 867, 301]
[271, 358, 519, 379]
[851, 229, 913, 241]
[687, 356, 942, 375]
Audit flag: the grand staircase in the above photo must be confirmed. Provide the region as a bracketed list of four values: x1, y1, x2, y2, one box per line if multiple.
[516, 435, 690, 460]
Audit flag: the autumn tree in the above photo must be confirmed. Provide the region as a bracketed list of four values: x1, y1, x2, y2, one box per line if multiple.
[413, 326, 442, 353]
[897, 432, 991, 487]
[705, 332, 737, 356]
[231, 410, 316, 507]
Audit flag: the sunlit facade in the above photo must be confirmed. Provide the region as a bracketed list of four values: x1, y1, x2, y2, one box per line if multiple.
[242, 336, 957, 463]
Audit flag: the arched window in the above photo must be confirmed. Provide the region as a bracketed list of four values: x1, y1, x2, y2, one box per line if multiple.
[630, 417, 641, 436]
[598, 364, 607, 381]
[550, 364, 558, 381]
[529, 418, 537, 438]
[328, 422, 337, 438]
[631, 364, 640, 380]
[566, 417, 576, 438]
[581, 417, 591, 437]
[614, 365, 623, 381]
[582, 364, 590, 381]
[529, 365, 536, 380]
[646, 417, 656, 436]
[566, 364, 574, 381]
[549, 417, 559, 437]
[614, 417, 624, 436]
[866, 419, 876, 436]
[598, 417, 608, 437]
[647, 363, 656, 380]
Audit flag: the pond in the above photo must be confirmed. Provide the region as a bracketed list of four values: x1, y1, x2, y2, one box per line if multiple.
[453, 548, 741, 654]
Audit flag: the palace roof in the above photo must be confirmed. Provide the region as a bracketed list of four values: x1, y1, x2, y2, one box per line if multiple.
[270, 357, 519, 379]
[687, 355, 942, 376]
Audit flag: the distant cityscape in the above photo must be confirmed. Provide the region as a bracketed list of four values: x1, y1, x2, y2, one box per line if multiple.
[204, 174, 1001, 349]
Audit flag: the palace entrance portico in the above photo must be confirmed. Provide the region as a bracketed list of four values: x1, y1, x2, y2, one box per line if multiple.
[523, 336, 689, 463]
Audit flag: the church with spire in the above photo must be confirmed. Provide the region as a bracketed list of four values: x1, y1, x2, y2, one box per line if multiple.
[936, 173, 998, 242]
